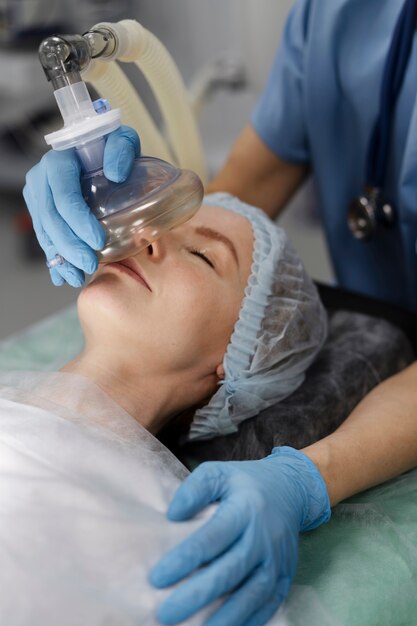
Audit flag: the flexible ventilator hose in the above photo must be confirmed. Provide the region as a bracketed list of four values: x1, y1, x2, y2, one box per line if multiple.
[83, 59, 173, 162]
[83, 20, 207, 183]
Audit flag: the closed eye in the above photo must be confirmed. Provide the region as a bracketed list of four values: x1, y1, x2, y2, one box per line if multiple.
[189, 248, 215, 269]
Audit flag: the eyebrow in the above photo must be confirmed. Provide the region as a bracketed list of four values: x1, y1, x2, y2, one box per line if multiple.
[194, 226, 239, 265]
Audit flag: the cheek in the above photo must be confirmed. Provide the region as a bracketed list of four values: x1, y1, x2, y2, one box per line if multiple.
[164, 267, 243, 357]
[78, 263, 245, 371]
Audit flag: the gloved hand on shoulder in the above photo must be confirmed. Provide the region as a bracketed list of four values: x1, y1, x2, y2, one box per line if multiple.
[149, 446, 331, 626]
[23, 125, 140, 287]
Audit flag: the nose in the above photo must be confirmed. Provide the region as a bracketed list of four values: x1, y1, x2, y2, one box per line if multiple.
[143, 235, 167, 262]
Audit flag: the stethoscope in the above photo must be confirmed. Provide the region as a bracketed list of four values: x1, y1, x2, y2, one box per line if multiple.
[347, 0, 417, 240]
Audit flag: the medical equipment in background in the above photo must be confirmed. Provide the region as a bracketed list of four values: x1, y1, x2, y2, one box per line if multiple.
[0, 0, 64, 43]
[188, 57, 246, 119]
[0, 8, 188, 195]
[0, 0, 133, 196]
[39, 21, 205, 263]
[0, 0, 133, 43]
[347, 0, 417, 241]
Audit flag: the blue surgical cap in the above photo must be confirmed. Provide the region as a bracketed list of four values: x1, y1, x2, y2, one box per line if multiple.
[188, 193, 328, 441]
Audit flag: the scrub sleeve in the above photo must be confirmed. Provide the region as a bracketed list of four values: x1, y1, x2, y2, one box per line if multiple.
[251, 0, 311, 165]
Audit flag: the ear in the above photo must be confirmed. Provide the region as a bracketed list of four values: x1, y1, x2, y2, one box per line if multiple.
[216, 363, 225, 380]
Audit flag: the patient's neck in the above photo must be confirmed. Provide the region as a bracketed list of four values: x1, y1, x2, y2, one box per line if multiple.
[61, 349, 175, 435]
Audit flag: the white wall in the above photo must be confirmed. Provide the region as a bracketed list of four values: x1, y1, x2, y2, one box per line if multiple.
[235, 0, 295, 90]
[131, 0, 294, 89]
[127, 1, 295, 174]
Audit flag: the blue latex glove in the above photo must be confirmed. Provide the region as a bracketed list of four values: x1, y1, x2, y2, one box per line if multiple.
[149, 446, 331, 626]
[22, 125, 141, 287]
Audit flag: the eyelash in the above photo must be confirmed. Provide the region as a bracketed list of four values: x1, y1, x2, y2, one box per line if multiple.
[189, 248, 215, 269]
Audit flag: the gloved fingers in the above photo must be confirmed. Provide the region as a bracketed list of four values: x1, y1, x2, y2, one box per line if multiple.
[24, 185, 86, 288]
[41, 212, 98, 275]
[29, 150, 105, 251]
[155, 530, 260, 625]
[36, 180, 98, 274]
[203, 565, 277, 626]
[50, 258, 86, 288]
[43, 238, 86, 288]
[25, 166, 98, 275]
[150, 497, 247, 588]
[47, 257, 85, 288]
[49, 267, 66, 287]
[240, 598, 284, 626]
[103, 125, 141, 183]
[167, 462, 230, 521]
[44, 150, 106, 251]
[240, 580, 290, 626]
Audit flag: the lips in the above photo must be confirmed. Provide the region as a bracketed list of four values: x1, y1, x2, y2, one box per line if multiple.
[107, 259, 152, 291]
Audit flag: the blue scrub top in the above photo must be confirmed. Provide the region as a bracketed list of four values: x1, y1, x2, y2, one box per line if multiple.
[252, 0, 417, 312]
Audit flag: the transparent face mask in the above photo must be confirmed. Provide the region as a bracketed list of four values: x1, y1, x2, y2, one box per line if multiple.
[80, 156, 204, 263]
[40, 45, 204, 265]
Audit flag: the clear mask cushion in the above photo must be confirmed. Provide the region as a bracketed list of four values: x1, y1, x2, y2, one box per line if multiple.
[81, 157, 204, 262]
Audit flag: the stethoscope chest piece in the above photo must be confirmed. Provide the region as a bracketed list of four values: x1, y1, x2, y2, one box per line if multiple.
[348, 187, 394, 241]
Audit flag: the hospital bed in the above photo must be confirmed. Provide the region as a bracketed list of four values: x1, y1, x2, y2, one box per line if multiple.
[1, 290, 417, 626]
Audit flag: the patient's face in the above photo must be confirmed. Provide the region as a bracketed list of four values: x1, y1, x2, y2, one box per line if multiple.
[78, 204, 253, 390]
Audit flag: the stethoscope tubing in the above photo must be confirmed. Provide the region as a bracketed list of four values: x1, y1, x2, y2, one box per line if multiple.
[366, 0, 417, 190]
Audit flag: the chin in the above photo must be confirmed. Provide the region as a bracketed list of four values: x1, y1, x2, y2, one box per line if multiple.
[77, 273, 133, 340]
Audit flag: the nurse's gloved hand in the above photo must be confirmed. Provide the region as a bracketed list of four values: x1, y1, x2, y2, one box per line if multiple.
[22, 125, 140, 287]
[150, 446, 331, 626]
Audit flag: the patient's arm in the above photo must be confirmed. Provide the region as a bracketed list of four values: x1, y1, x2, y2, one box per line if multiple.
[302, 360, 417, 506]
[206, 124, 308, 220]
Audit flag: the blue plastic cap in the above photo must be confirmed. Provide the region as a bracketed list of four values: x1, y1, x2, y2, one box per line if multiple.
[93, 98, 111, 115]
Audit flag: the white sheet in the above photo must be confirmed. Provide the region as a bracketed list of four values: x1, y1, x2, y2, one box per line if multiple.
[0, 371, 298, 625]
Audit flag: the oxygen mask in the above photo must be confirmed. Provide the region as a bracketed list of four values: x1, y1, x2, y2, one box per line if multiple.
[39, 34, 204, 264]
[80, 155, 203, 262]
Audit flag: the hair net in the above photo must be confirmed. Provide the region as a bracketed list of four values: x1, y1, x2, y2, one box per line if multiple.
[188, 192, 328, 441]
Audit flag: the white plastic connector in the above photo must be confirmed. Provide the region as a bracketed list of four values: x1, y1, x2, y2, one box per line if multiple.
[44, 82, 121, 152]
[54, 82, 96, 125]
[45, 109, 121, 151]
[90, 21, 144, 62]
[116, 20, 148, 62]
